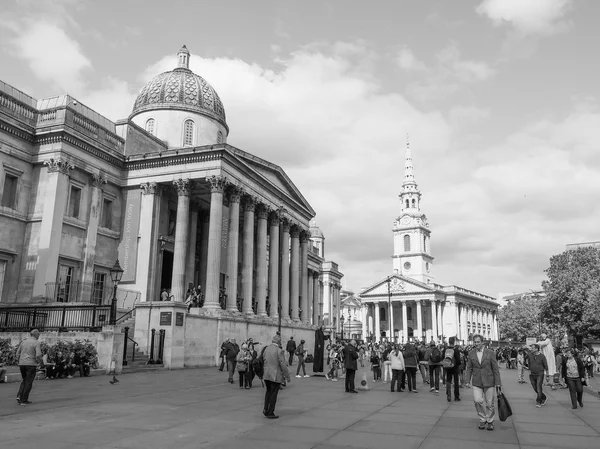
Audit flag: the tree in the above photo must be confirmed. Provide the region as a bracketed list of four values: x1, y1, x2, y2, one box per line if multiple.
[498, 293, 548, 342]
[541, 246, 600, 345]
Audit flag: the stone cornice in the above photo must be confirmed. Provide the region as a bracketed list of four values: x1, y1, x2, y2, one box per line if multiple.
[0, 120, 35, 143]
[126, 148, 224, 171]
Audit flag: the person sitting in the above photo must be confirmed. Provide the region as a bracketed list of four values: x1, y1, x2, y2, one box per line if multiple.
[42, 349, 57, 379]
[74, 351, 91, 377]
[66, 352, 79, 379]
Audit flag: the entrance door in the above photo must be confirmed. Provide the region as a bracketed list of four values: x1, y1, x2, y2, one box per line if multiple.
[160, 251, 174, 293]
[57, 264, 75, 302]
[0, 260, 6, 302]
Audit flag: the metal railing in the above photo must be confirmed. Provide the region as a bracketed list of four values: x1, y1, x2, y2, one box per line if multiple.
[0, 304, 111, 332]
[122, 326, 139, 366]
[147, 329, 165, 365]
[45, 281, 111, 304]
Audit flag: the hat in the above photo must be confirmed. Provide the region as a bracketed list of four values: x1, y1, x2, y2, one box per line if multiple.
[272, 335, 281, 344]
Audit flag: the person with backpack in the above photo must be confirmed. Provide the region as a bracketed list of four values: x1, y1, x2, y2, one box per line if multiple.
[443, 336, 462, 402]
[295, 340, 310, 378]
[370, 351, 381, 382]
[261, 335, 291, 419]
[427, 342, 443, 393]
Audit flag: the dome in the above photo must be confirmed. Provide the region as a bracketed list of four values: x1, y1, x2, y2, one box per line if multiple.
[131, 46, 227, 129]
[309, 219, 324, 239]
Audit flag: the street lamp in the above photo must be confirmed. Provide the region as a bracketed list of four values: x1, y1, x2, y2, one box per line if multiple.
[340, 314, 345, 340]
[109, 259, 124, 325]
[386, 276, 392, 342]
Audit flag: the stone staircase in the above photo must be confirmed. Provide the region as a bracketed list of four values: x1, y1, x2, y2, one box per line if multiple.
[122, 346, 165, 373]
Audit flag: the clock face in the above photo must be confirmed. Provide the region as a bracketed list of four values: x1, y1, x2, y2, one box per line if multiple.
[404, 262, 411, 271]
[401, 216, 410, 225]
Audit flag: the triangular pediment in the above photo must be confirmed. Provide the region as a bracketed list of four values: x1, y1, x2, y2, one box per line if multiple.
[228, 146, 315, 215]
[341, 296, 362, 308]
[359, 274, 435, 298]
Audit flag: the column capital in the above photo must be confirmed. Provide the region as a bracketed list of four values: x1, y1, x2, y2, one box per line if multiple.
[90, 173, 107, 188]
[281, 219, 291, 233]
[256, 204, 270, 220]
[243, 196, 257, 212]
[44, 157, 74, 175]
[290, 225, 300, 238]
[227, 185, 244, 203]
[300, 229, 311, 242]
[173, 178, 192, 196]
[414, 298, 421, 303]
[207, 174, 227, 193]
[140, 182, 160, 195]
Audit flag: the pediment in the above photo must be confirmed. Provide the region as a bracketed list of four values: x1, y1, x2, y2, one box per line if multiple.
[228, 147, 315, 215]
[359, 274, 435, 298]
[341, 296, 362, 308]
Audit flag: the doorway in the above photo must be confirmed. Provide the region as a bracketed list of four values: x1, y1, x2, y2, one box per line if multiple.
[160, 251, 174, 293]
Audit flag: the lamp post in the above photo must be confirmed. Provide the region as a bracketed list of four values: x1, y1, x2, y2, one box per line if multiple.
[109, 259, 124, 325]
[340, 314, 345, 340]
[386, 276, 392, 342]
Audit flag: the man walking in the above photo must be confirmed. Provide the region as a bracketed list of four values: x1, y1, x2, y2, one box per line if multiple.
[295, 339, 310, 378]
[262, 335, 291, 419]
[343, 339, 359, 393]
[465, 334, 502, 431]
[286, 337, 296, 366]
[443, 336, 462, 402]
[527, 344, 548, 408]
[16, 329, 42, 405]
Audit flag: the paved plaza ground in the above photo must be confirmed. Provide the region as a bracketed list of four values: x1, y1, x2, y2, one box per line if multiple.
[1, 364, 599, 449]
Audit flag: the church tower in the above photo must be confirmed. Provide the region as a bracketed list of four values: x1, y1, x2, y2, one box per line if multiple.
[392, 137, 434, 284]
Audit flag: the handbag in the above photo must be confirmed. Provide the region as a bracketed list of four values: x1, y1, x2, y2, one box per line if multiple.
[497, 390, 513, 422]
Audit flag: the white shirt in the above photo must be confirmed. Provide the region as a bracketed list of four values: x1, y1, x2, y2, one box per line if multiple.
[477, 349, 483, 364]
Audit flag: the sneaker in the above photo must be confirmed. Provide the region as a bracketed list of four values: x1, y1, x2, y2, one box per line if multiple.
[429, 388, 435, 392]
[67, 375, 73, 379]
[486, 422, 494, 431]
[325, 374, 330, 380]
[20, 401, 32, 406]
[435, 390, 439, 394]
[478, 422, 486, 430]
[413, 390, 418, 394]
[16, 398, 21, 404]
[542, 398, 547, 406]
[535, 404, 541, 408]
[296, 375, 301, 378]
[304, 375, 310, 378]
[331, 378, 338, 382]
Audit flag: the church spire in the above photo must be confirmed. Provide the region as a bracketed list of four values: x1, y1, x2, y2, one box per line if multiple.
[404, 134, 415, 186]
[400, 135, 421, 212]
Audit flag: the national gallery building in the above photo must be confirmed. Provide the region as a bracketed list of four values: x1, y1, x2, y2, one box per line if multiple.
[0, 46, 344, 342]
[358, 144, 499, 345]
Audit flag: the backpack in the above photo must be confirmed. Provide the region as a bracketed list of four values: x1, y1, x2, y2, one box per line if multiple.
[430, 347, 442, 364]
[295, 345, 303, 356]
[252, 346, 268, 379]
[442, 348, 455, 369]
[585, 355, 593, 367]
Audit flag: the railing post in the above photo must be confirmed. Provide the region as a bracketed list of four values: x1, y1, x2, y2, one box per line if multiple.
[91, 306, 97, 328]
[122, 326, 129, 366]
[148, 328, 156, 364]
[156, 329, 165, 364]
[61, 306, 67, 328]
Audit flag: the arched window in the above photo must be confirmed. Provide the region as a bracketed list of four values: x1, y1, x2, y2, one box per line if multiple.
[380, 307, 386, 322]
[411, 199, 416, 208]
[145, 118, 155, 135]
[423, 235, 427, 252]
[405, 199, 409, 209]
[404, 234, 410, 252]
[217, 131, 223, 144]
[183, 119, 194, 146]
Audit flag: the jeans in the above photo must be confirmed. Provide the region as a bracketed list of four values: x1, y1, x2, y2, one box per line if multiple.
[383, 361, 392, 382]
[372, 366, 380, 381]
[17, 366, 37, 402]
[296, 356, 306, 376]
[263, 380, 281, 416]
[446, 369, 460, 399]
[345, 369, 356, 392]
[517, 364, 524, 382]
[566, 377, 583, 408]
[406, 367, 417, 391]
[529, 373, 546, 404]
[288, 351, 294, 365]
[227, 360, 236, 381]
[472, 386, 495, 423]
[429, 365, 441, 391]
[419, 362, 428, 381]
[391, 369, 404, 391]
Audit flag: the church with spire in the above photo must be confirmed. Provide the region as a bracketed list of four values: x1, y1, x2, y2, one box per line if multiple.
[358, 139, 499, 345]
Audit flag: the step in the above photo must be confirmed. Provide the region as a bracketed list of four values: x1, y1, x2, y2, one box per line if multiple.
[122, 364, 165, 374]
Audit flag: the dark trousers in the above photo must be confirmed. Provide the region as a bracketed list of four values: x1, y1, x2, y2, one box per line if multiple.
[373, 366, 381, 380]
[296, 356, 306, 376]
[264, 380, 281, 416]
[529, 373, 546, 404]
[406, 367, 418, 391]
[288, 351, 294, 365]
[391, 369, 404, 391]
[79, 364, 90, 377]
[446, 369, 460, 399]
[429, 365, 441, 391]
[17, 366, 37, 402]
[345, 369, 356, 392]
[238, 371, 248, 388]
[227, 360, 236, 381]
[566, 377, 583, 407]
[45, 365, 57, 379]
[585, 365, 594, 378]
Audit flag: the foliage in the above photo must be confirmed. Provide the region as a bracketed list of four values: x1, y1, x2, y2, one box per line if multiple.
[498, 293, 549, 342]
[541, 246, 600, 341]
[0, 338, 98, 368]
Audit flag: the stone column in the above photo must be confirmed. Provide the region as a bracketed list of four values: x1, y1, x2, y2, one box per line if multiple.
[225, 187, 242, 312]
[437, 302, 444, 339]
[307, 270, 314, 324]
[289, 226, 300, 322]
[241, 197, 256, 314]
[204, 175, 227, 309]
[198, 213, 209, 291]
[461, 304, 468, 342]
[430, 299, 438, 342]
[416, 299, 423, 342]
[135, 182, 161, 301]
[361, 305, 368, 341]
[32, 158, 74, 299]
[185, 204, 199, 290]
[313, 274, 320, 325]
[402, 300, 408, 342]
[300, 231, 309, 324]
[268, 214, 280, 318]
[318, 278, 324, 325]
[322, 280, 330, 325]
[170, 179, 191, 302]
[493, 312, 499, 340]
[374, 302, 380, 343]
[81, 173, 107, 302]
[280, 220, 291, 319]
[388, 301, 394, 341]
[255, 206, 269, 316]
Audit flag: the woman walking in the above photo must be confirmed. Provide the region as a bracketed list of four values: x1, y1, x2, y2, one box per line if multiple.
[562, 348, 585, 409]
[403, 343, 419, 393]
[236, 343, 252, 389]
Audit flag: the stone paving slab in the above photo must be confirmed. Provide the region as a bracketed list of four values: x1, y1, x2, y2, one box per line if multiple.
[1, 364, 600, 449]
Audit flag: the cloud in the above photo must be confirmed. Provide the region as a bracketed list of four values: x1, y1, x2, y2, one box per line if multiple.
[476, 0, 573, 35]
[396, 45, 426, 71]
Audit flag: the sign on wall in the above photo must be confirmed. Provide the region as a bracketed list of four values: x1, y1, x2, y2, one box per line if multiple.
[175, 312, 184, 326]
[160, 312, 172, 326]
[117, 188, 142, 282]
[526, 337, 536, 346]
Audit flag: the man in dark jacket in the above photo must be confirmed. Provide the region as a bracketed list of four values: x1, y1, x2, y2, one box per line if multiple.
[526, 343, 548, 408]
[444, 336, 462, 402]
[225, 339, 240, 383]
[343, 339, 359, 393]
[286, 337, 296, 366]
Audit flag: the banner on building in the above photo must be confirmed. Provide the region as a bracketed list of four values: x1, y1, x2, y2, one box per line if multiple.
[118, 188, 142, 283]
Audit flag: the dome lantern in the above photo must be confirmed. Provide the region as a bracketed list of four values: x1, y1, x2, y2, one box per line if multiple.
[177, 45, 190, 70]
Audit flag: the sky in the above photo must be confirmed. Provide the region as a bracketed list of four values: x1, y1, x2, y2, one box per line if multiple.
[1, 0, 599, 300]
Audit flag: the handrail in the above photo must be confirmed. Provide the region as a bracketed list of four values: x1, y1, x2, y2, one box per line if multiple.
[115, 308, 135, 324]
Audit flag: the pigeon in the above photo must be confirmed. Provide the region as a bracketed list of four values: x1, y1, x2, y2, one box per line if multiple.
[109, 375, 119, 385]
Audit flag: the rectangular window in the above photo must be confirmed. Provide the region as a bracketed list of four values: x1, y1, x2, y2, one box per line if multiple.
[56, 264, 76, 302]
[1, 174, 18, 208]
[101, 198, 113, 229]
[68, 186, 81, 219]
[92, 272, 106, 305]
